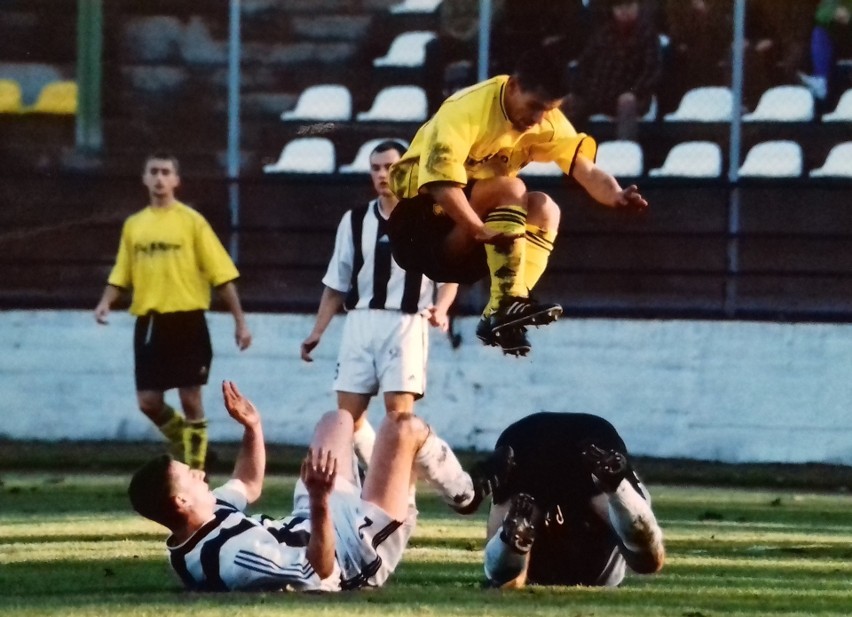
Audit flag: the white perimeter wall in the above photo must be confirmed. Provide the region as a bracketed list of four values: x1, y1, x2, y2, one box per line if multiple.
[2, 310, 850, 465]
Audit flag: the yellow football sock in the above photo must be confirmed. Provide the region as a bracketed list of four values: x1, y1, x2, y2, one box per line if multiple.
[484, 205, 528, 315]
[184, 419, 209, 470]
[524, 224, 557, 292]
[155, 404, 186, 459]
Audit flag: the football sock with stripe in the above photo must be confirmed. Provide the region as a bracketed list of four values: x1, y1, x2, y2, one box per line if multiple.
[184, 419, 209, 470]
[414, 428, 475, 509]
[483, 205, 528, 315]
[484, 529, 529, 587]
[523, 224, 556, 292]
[154, 404, 185, 459]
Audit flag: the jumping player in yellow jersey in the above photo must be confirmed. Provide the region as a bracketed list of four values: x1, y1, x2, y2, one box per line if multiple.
[94, 154, 252, 470]
[388, 45, 647, 356]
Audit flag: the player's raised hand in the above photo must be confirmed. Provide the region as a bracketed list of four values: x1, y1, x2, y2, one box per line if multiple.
[301, 447, 337, 499]
[222, 380, 260, 428]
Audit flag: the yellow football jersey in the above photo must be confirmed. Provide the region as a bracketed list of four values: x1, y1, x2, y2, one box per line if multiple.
[390, 75, 597, 199]
[108, 201, 239, 315]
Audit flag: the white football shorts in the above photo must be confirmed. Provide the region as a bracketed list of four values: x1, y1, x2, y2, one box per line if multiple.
[333, 309, 429, 398]
[293, 477, 416, 589]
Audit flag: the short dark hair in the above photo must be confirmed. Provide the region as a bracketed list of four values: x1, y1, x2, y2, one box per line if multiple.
[513, 45, 570, 101]
[128, 454, 181, 529]
[371, 140, 407, 158]
[144, 152, 180, 174]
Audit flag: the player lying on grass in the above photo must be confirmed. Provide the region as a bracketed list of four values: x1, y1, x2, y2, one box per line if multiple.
[128, 380, 512, 592]
[478, 412, 665, 587]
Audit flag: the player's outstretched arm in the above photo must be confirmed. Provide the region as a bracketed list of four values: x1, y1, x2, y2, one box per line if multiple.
[571, 155, 648, 211]
[221, 380, 266, 503]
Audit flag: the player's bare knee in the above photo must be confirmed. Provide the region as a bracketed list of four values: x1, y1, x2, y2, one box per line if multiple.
[526, 192, 561, 228]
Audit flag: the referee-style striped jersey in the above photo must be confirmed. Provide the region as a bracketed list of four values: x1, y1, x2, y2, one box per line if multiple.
[167, 481, 340, 592]
[322, 199, 441, 313]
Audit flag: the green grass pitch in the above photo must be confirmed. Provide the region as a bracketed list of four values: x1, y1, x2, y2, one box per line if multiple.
[1, 472, 851, 617]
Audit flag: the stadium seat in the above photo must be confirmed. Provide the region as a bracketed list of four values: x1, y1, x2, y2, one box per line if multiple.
[281, 84, 352, 121]
[0, 79, 23, 113]
[648, 141, 723, 177]
[664, 87, 733, 122]
[356, 86, 428, 121]
[390, 0, 443, 13]
[742, 86, 814, 122]
[339, 137, 410, 173]
[595, 140, 644, 177]
[821, 89, 852, 122]
[263, 138, 336, 173]
[373, 31, 436, 68]
[809, 142, 852, 177]
[738, 141, 803, 177]
[28, 80, 77, 114]
[519, 161, 563, 177]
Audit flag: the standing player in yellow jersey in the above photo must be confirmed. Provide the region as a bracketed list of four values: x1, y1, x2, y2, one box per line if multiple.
[388, 46, 647, 356]
[94, 153, 252, 470]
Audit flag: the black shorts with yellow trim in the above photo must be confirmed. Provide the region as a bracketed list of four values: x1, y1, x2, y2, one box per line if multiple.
[134, 310, 212, 391]
[388, 192, 488, 284]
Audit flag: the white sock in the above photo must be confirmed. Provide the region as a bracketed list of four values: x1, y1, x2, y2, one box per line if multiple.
[414, 428, 475, 508]
[353, 420, 376, 468]
[483, 529, 528, 586]
[607, 479, 663, 552]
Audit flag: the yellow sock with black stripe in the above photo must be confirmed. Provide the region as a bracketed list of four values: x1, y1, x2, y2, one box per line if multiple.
[154, 404, 185, 459]
[184, 419, 209, 470]
[484, 205, 528, 315]
[523, 224, 557, 292]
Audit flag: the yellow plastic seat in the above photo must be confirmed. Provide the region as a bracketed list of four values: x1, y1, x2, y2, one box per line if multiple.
[0, 79, 23, 113]
[29, 80, 78, 114]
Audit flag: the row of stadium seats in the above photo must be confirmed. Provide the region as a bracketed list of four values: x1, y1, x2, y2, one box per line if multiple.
[0, 79, 77, 114]
[283, 82, 852, 125]
[282, 84, 427, 123]
[264, 136, 852, 179]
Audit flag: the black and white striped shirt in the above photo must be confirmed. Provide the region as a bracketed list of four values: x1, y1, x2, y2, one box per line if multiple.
[323, 200, 441, 314]
[166, 481, 338, 592]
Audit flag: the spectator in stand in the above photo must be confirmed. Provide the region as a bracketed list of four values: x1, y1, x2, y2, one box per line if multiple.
[491, 0, 590, 78]
[799, 0, 852, 102]
[662, 0, 732, 110]
[423, 0, 505, 114]
[565, 0, 662, 140]
[742, 0, 814, 108]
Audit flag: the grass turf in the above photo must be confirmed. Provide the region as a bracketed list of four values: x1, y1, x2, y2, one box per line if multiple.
[1, 472, 851, 617]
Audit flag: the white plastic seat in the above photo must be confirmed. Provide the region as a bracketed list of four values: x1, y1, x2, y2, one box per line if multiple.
[664, 87, 733, 122]
[595, 140, 643, 177]
[339, 137, 410, 173]
[649, 141, 723, 177]
[357, 86, 428, 121]
[742, 86, 814, 122]
[738, 141, 802, 177]
[263, 138, 336, 173]
[281, 84, 352, 121]
[809, 142, 852, 177]
[822, 89, 852, 122]
[519, 161, 563, 177]
[390, 0, 443, 13]
[373, 31, 436, 68]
